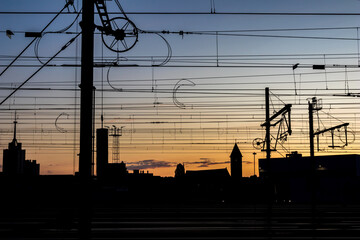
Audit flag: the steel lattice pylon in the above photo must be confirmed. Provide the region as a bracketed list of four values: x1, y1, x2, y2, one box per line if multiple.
[110, 126, 123, 163]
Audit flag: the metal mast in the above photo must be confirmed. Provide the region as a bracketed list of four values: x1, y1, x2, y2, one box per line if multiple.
[265, 87, 271, 160]
[308, 99, 315, 158]
[79, 0, 94, 178]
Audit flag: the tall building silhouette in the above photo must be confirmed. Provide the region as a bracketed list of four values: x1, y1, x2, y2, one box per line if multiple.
[3, 119, 39, 176]
[230, 143, 242, 179]
[96, 128, 130, 179]
[96, 128, 108, 178]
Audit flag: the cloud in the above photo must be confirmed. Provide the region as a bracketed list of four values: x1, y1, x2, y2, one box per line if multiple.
[126, 159, 176, 170]
[124, 158, 231, 170]
[243, 161, 253, 165]
[185, 158, 230, 168]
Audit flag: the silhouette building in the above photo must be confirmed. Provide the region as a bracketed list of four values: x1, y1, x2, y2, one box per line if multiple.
[175, 163, 185, 179]
[96, 128, 155, 180]
[230, 143, 242, 179]
[259, 152, 360, 202]
[96, 128, 109, 178]
[96, 128, 129, 178]
[186, 168, 230, 181]
[106, 161, 128, 177]
[3, 119, 39, 176]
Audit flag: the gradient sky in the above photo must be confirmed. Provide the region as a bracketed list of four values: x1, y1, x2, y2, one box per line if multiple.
[1, 0, 360, 177]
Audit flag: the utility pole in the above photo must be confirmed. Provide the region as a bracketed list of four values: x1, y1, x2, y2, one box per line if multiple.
[79, 0, 94, 178]
[261, 88, 291, 159]
[309, 97, 349, 156]
[308, 97, 317, 225]
[79, 1, 94, 238]
[308, 100, 315, 158]
[265, 87, 271, 160]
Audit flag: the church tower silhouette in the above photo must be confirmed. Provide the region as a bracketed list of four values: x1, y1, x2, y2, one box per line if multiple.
[230, 143, 242, 179]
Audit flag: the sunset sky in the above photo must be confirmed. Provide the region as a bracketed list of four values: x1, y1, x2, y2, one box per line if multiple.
[1, 0, 360, 177]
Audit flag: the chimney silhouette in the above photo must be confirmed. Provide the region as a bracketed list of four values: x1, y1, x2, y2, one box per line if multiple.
[96, 128, 108, 178]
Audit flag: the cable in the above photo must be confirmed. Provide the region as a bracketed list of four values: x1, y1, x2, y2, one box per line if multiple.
[173, 79, 196, 109]
[0, 32, 81, 105]
[34, 9, 82, 64]
[156, 30, 360, 41]
[106, 65, 123, 92]
[114, 0, 129, 19]
[152, 33, 172, 66]
[0, 1, 74, 78]
[139, 30, 173, 66]
[5, 11, 360, 16]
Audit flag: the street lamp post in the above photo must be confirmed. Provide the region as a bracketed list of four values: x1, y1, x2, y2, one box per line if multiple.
[253, 152, 257, 176]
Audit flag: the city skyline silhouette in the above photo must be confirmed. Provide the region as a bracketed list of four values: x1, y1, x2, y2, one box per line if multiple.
[2, 2, 360, 238]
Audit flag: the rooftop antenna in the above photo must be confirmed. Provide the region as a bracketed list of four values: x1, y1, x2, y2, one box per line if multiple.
[12, 112, 18, 143]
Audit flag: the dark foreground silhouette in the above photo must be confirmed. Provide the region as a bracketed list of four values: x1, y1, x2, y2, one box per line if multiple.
[0, 174, 360, 239]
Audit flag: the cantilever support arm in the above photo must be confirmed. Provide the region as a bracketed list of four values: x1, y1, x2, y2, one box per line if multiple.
[314, 123, 349, 136]
[261, 104, 292, 127]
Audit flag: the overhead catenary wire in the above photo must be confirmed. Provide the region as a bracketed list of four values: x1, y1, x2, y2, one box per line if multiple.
[114, 0, 129, 19]
[144, 29, 360, 41]
[5, 63, 360, 68]
[0, 1, 74, 78]
[0, 32, 81, 105]
[5, 11, 360, 15]
[6, 26, 360, 35]
[5, 52, 360, 67]
[2, 3, 360, 173]
[34, 8, 82, 64]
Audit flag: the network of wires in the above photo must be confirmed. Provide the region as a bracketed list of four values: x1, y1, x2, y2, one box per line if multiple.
[1, 0, 360, 175]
